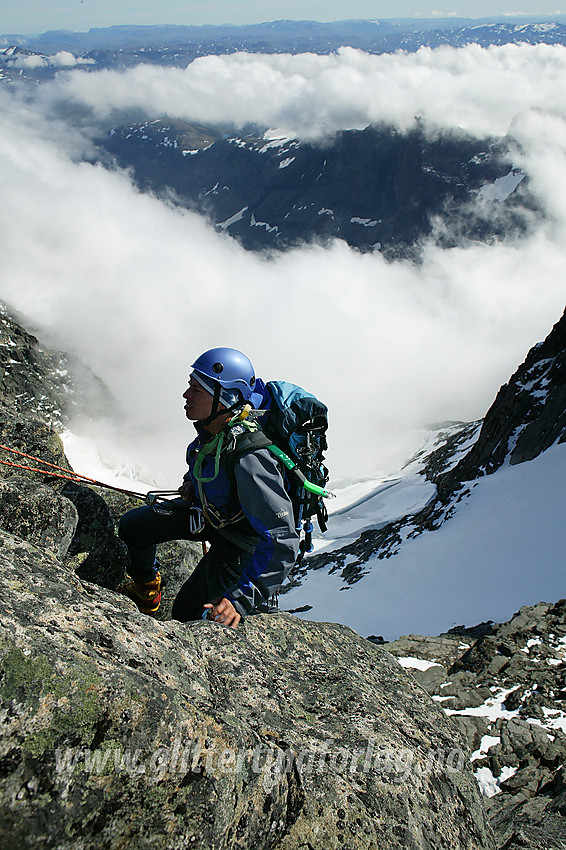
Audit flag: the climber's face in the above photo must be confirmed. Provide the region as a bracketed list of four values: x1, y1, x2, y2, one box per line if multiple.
[183, 378, 214, 422]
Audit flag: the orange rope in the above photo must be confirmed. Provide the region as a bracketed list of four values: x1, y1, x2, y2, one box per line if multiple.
[0, 444, 147, 499]
[1, 443, 91, 477]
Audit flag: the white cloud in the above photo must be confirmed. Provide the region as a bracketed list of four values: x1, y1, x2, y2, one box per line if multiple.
[8, 50, 95, 70]
[50, 50, 96, 68]
[12, 53, 47, 69]
[45, 43, 566, 141]
[0, 45, 565, 484]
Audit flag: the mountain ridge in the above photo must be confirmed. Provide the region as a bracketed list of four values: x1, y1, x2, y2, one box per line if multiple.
[4, 17, 566, 52]
[3, 18, 566, 76]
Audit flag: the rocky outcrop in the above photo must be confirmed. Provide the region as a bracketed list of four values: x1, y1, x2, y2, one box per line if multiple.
[0, 303, 128, 588]
[0, 302, 113, 427]
[443, 307, 566, 486]
[385, 602, 566, 850]
[0, 302, 200, 608]
[0, 523, 495, 849]
[0, 406, 80, 559]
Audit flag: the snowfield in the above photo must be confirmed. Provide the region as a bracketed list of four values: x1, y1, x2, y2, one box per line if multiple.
[284, 443, 566, 641]
[61, 430, 160, 493]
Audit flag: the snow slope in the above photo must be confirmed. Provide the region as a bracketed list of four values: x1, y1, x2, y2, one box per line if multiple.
[61, 430, 160, 493]
[284, 443, 566, 640]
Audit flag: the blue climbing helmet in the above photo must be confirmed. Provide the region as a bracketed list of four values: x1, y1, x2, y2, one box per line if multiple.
[191, 347, 256, 412]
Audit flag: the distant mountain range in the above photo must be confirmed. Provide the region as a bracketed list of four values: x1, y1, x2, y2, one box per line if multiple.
[1, 17, 543, 257]
[1, 18, 566, 76]
[0, 16, 551, 257]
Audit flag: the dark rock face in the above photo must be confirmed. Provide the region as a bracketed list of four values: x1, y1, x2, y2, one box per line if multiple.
[102, 121, 531, 257]
[1, 304, 73, 425]
[0, 302, 114, 427]
[0, 525, 495, 849]
[386, 601, 566, 850]
[445, 308, 566, 485]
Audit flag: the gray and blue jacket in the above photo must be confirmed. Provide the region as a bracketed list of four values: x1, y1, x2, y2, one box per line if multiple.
[185, 424, 299, 616]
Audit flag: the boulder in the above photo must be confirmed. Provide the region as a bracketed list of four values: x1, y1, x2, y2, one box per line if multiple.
[0, 476, 77, 559]
[0, 410, 70, 476]
[0, 527, 495, 850]
[488, 767, 566, 849]
[61, 482, 202, 614]
[386, 632, 471, 669]
[411, 663, 448, 693]
[61, 481, 130, 589]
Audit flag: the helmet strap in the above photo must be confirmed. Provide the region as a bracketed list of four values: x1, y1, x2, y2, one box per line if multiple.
[201, 382, 222, 427]
[201, 383, 244, 428]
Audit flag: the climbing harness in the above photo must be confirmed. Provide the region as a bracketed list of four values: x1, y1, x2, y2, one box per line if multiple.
[191, 409, 252, 530]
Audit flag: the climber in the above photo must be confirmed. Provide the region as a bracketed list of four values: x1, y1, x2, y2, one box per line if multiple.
[117, 347, 299, 628]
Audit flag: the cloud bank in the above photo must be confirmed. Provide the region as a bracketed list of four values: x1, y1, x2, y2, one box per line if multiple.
[48, 43, 566, 140]
[4, 50, 95, 70]
[1, 44, 565, 484]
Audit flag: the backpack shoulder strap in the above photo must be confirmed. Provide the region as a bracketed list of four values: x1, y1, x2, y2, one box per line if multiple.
[224, 426, 273, 482]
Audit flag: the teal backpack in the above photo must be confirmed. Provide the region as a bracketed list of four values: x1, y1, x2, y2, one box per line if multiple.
[226, 379, 332, 564]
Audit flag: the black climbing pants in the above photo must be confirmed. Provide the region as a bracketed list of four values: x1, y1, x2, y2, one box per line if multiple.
[118, 500, 246, 622]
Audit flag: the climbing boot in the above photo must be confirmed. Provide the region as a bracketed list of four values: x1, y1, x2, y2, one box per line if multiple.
[118, 572, 162, 615]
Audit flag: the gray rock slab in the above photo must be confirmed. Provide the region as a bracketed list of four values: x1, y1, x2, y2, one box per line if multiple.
[0, 528, 495, 850]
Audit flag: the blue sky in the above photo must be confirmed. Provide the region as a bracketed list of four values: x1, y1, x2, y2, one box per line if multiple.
[1, 0, 563, 35]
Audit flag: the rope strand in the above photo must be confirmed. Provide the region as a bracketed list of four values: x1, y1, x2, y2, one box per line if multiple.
[0, 444, 148, 500]
[0, 443, 81, 475]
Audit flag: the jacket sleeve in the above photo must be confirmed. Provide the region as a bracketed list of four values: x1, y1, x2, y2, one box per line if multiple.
[226, 448, 299, 616]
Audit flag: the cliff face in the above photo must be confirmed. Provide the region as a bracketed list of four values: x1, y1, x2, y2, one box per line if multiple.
[443, 307, 566, 487]
[301, 307, 566, 580]
[0, 305, 495, 847]
[0, 302, 114, 427]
